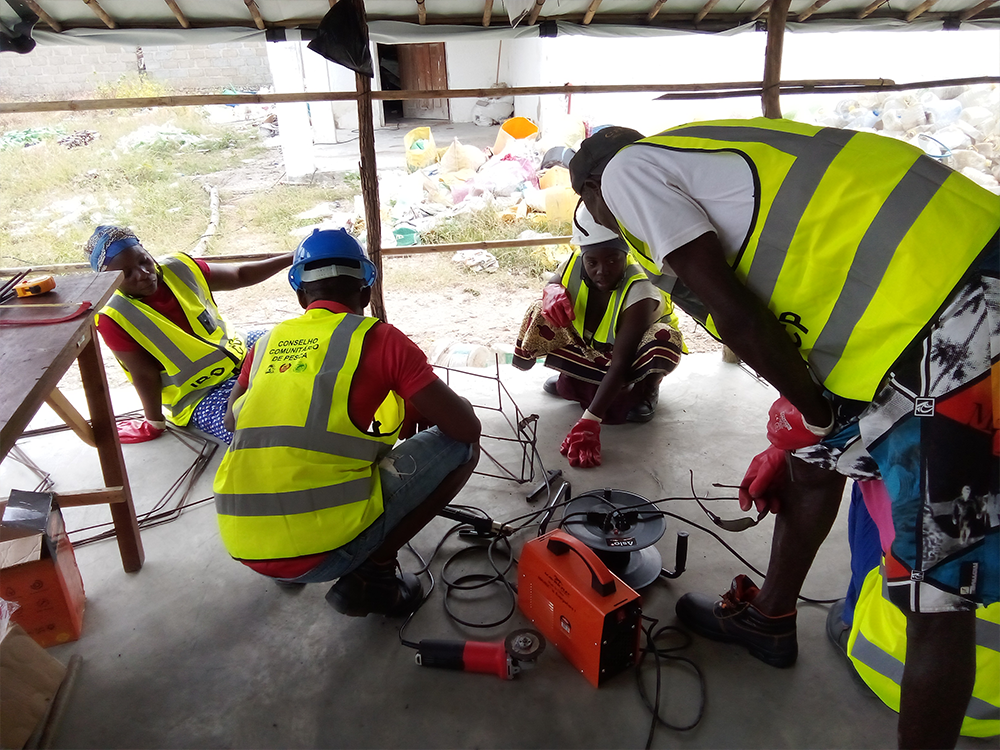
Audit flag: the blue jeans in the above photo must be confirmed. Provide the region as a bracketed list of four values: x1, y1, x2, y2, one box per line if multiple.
[282, 426, 474, 584]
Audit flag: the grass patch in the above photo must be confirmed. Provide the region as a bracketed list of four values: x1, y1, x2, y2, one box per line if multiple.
[419, 207, 571, 278]
[0, 107, 266, 267]
[95, 73, 170, 101]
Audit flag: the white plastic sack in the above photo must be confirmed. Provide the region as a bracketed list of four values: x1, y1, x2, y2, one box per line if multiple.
[472, 97, 514, 127]
[439, 138, 487, 173]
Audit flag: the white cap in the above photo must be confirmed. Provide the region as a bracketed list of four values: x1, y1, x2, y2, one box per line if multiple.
[572, 203, 621, 248]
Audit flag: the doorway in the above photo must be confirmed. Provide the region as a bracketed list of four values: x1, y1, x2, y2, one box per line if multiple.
[376, 42, 450, 123]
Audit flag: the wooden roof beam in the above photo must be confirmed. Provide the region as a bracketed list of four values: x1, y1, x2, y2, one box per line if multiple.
[244, 0, 265, 30]
[796, 0, 833, 21]
[416, 0, 427, 24]
[905, 0, 938, 19]
[959, 0, 998, 19]
[23, 1, 60, 32]
[527, 0, 545, 25]
[646, 0, 669, 19]
[482, 0, 492, 25]
[164, 0, 190, 28]
[750, 0, 772, 20]
[857, 0, 889, 17]
[695, 0, 721, 22]
[583, 0, 603, 23]
[82, 0, 116, 29]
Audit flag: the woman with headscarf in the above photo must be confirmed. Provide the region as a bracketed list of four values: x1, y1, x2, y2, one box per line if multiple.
[86, 225, 292, 444]
[512, 205, 685, 468]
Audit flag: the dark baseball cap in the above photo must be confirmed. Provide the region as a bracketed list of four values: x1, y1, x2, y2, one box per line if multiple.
[568, 126, 644, 194]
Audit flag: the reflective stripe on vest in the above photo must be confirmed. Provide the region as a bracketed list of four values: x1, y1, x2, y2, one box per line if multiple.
[848, 565, 1000, 738]
[620, 118, 1000, 401]
[559, 251, 671, 345]
[213, 310, 403, 560]
[97, 254, 244, 425]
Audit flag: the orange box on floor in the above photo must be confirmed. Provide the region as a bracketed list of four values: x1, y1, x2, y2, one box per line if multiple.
[0, 491, 85, 648]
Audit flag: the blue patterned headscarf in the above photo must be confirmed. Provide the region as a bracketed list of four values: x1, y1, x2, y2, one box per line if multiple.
[85, 225, 140, 272]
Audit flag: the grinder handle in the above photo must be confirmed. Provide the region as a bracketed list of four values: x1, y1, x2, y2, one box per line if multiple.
[544, 529, 616, 597]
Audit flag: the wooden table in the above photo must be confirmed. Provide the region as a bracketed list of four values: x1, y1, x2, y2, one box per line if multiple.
[0, 272, 144, 572]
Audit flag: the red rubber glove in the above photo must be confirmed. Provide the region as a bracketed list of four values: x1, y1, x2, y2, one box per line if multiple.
[541, 284, 575, 329]
[739, 445, 787, 514]
[117, 419, 166, 444]
[560, 418, 601, 468]
[766, 396, 832, 451]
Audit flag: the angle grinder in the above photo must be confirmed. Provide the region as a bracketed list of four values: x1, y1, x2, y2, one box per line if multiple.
[414, 628, 545, 680]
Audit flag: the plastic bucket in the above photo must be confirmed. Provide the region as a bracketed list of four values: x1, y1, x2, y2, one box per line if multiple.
[392, 226, 420, 246]
[539, 165, 571, 190]
[544, 186, 578, 223]
[492, 116, 539, 155]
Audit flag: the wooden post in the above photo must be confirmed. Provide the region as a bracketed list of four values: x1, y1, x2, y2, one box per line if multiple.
[352, 0, 386, 322]
[761, 0, 791, 119]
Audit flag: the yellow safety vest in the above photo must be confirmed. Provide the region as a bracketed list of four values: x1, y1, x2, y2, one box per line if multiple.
[559, 250, 679, 346]
[615, 118, 1000, 401]
[848, 565, 1000, 738]
[213, 309, 405, 561]
[96, 254, 246, 426]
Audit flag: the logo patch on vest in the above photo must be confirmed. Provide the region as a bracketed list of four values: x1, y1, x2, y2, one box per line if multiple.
[197, 309, 217, 333]
[914, 397, 935, 417]
[778, 311, 809, 348]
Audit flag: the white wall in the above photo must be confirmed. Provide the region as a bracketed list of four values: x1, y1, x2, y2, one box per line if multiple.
[446, 39, 503, 122]
[466, 26, 999, 138]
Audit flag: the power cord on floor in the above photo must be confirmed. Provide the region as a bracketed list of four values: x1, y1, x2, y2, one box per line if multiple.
[636, 615, 706, 747]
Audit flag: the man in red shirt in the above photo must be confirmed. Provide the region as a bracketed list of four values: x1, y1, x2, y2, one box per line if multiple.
[214, 229, 481, 617]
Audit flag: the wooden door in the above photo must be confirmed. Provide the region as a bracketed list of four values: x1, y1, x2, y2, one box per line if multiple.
[398, 43, 449, 120]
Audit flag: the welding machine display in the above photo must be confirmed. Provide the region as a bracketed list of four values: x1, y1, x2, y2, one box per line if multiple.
[517, 529, 641, 687]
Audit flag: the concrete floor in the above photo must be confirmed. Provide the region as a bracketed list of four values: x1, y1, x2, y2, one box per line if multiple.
[9, 351, 986, 750]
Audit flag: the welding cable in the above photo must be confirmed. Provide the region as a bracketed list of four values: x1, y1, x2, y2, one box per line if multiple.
[635, 614, 706, 748]
[397, 519, 516, 646]
[438, 536, 518, 629]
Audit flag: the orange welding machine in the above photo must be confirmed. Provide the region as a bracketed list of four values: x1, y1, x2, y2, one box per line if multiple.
[517, 529, 641, 687]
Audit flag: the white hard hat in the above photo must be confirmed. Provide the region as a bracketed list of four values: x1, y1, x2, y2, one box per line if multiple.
[572, 203, 621, 248]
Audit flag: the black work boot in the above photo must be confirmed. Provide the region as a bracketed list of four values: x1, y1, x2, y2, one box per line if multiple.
[326, 559, 422, 618]
[675, 575, 797, 668]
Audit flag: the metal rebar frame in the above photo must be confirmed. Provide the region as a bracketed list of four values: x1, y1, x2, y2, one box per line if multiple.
[433, 354, 539, 484]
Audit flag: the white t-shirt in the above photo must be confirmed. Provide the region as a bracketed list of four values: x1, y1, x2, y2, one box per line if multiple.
[601, 146, 756, 273]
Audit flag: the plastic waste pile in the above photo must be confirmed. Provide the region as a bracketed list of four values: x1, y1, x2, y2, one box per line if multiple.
[366, 114, 591, 270]
[803, 84, 999, 194]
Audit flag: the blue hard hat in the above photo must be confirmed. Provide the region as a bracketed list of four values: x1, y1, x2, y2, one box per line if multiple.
[288, 228, 377, 292]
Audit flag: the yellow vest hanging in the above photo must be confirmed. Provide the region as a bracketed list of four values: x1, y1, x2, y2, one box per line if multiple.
[559, 250, 679, 346]
[848, 565, 1000, 738]
[615, 117, 1000, 401]
[96, 254, 246, 426]
[213, 309, 405, 561]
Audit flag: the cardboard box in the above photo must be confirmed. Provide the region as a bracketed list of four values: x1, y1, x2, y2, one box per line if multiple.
[0, 622, 67, 749]
[0, 491, 85, 648]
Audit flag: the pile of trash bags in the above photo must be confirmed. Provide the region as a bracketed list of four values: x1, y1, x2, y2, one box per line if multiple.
[374, 114, 590, 269]
[803, 83, 999, 193]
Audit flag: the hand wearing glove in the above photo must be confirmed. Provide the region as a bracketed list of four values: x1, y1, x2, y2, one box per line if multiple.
[117, 418, 166, 444]
[739, 445, 788, 515]
[766, 396, 834, 451]
[560, 417, 601, 468]
[541, 284, 575, 329]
